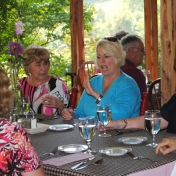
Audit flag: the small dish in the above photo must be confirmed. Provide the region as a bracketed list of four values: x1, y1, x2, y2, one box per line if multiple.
[25, 123, 49, 134]
[118, 136, 148, 144]
[99, 147, 132, 156]
[48, 124, 74, 131]
[58, 144, 88, 153]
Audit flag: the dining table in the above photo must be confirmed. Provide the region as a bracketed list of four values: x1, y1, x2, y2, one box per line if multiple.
[28, 115, 176, 176]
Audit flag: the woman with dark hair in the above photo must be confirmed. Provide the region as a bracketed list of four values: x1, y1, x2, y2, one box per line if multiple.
[0, 67, 46, 176]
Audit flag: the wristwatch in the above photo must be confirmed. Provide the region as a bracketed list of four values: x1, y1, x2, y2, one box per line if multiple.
[95, 94, 103, 104]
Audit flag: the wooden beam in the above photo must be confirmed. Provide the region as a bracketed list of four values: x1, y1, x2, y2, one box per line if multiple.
[70, 0, 85, 103]
[160, 0, 176, 104]
[70, 0, 85, 78]
[144, 0, 158, 81]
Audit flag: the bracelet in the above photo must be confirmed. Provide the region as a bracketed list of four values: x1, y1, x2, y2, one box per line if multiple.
[95, 94, 103, 104]
[121, 119, 127, 129]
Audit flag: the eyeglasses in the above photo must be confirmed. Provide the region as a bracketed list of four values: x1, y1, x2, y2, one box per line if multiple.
[103, 37, 118, 42]
[131, 47, 145, 53]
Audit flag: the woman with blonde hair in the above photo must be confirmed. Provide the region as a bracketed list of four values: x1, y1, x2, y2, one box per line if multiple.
[0, 67, 46, 176]
[62, 37, 141, 122]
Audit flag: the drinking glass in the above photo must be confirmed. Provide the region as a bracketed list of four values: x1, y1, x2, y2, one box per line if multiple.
[22, 96, 31, 116]
[7, 107, 19, 122]
[96, 103, 112, 137]
[78, 116, 96, 154]
[144, 110, 161, 148]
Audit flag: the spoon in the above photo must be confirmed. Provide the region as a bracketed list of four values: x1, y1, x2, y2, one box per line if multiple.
[75, 158, 104, 170]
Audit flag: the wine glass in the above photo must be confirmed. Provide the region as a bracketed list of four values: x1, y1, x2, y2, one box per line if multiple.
[144, 110, 161, 148]
[78, 116, 96, 154]
[96, 103, 112, 137]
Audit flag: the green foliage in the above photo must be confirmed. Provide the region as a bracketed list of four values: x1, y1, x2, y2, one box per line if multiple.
[0, 0, 94, 83]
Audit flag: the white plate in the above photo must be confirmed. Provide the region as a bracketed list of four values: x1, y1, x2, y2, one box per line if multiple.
[118, 136, 148, 144]
[99, 147, 132, 156]
[58, 144, 88, 153]
[25, 123, 49, 134]
[48, 124, 74, 131]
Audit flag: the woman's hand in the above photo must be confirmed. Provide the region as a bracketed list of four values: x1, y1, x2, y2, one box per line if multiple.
[155, 138, 176, 155]
[83, 71, 97, 97]
[61, 108, 73, 120]
[98, 121, 119, 131]
[42, 95, 64, 110]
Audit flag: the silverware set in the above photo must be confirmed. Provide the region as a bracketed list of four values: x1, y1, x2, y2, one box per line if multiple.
[71, 158, 104, 170]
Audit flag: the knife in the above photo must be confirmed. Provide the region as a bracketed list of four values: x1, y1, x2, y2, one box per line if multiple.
[71, 160, 87, 170]
[115, 128, 143, 135]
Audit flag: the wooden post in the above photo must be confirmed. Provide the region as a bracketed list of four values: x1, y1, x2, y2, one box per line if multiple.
[70, 0, 85, 103]
[144, 0, 158, 81]
[160, 0, 176, 104]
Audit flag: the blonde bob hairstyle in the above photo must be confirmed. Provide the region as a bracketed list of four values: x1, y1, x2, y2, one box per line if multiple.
[94, 38, 126, 69]
[23, 45, 50, 76]
[0, 67, 14, 117]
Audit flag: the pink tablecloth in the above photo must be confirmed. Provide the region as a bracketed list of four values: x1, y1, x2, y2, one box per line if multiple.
[128, 161, 176, 176]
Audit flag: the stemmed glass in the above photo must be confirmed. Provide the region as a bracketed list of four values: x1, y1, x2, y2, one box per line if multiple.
[78, 116, 96, 154]
[144, 110, 161, 148]
[96, 103, 112, 137]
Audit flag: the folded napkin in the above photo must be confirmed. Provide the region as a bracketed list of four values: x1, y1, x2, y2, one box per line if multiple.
[42, 152, 94, 167]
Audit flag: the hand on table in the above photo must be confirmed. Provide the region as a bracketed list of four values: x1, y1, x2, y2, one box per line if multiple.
[61, 108, 73, 120]
[155, 137, 176, 155]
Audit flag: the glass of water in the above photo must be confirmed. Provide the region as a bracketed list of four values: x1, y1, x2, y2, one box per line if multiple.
[78, 116, 96, 154]
[96, 103, 112, 137]
[7, 107, 19, 122]
[144, 110, 161, 148]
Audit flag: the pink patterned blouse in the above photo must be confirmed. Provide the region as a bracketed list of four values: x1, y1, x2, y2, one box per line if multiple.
[19, 76, 70, 116]
[0, 118, 42, 175]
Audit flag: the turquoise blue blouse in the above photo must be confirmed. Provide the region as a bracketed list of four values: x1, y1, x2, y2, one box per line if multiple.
[74, 71, 141, 120]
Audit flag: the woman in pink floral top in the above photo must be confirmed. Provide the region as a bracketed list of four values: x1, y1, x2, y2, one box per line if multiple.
[0, 67, 45, 176]
[18, 45, 70, 116]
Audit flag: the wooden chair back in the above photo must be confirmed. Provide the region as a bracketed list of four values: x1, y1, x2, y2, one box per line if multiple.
[148, 78, 161, 110]
[140, 92, 148, 116]
[68, 86, 78, 109]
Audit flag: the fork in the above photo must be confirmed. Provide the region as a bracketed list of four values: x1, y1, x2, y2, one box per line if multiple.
[127, 152, 158, 164]
[39, 147, 58, 157]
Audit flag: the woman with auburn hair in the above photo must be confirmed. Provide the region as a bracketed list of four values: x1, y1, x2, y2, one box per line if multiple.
[19, 45, 69, 116]
[0, 67, 46, 176]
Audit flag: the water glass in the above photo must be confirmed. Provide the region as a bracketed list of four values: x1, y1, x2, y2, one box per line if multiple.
[7, 107, 19, 122]
[78, 116, 96, 154]
[96, 103, 112, 137]
[144, 110, 161, 148]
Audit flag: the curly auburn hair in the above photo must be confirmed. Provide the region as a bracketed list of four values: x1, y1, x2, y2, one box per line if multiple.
[0, 67, 14, 117]
[22, 45, 50, 76]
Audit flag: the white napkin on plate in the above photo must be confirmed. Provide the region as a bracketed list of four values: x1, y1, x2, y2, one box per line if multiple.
[42, 152, 94, 166]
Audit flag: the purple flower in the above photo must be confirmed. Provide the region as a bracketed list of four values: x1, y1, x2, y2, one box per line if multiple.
[9, 42, 23, 56]
[15, 21, 24, 35]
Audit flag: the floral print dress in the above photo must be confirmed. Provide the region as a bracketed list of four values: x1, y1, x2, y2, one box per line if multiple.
[0, 118, 41, 175]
